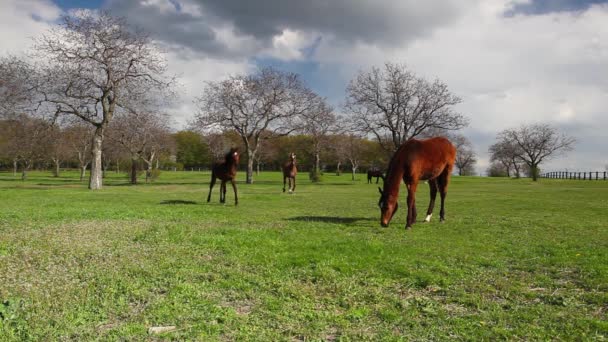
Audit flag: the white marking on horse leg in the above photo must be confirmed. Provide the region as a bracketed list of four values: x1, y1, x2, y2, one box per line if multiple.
[424, 214, 432, 222]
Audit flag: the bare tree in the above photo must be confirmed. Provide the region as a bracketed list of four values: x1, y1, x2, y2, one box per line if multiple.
[3, 114, 49, 180]
[333, 134, 368, 181]
[253, 131, 278, 175]
[0, 56, 37, 120]
[499, 123, 575, 181]
[300, 97, 338, 181]
[64, 123, 94, 181]
[345, 62, 467, 152]
[487, 162, 508, 177]
[194, 67, 317, 184]
[33, 11, 173, 190]
[108, 110, 171, 184]
[489, 140, 523, 178]
[451, 134, 477, 176]
[45, 123, 72, 177]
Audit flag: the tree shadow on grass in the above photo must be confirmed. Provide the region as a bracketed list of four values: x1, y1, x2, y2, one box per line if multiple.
[160, 200, 198, 205]
[286, 216, 374, 225]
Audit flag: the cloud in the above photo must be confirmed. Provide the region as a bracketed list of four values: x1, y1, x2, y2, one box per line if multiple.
[0, 0, 61, 54]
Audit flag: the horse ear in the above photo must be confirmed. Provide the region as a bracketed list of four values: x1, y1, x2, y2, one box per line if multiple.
[378, 187, 383, 195]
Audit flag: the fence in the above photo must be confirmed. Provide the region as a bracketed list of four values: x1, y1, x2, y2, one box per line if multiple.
[540, 171, 607, 180]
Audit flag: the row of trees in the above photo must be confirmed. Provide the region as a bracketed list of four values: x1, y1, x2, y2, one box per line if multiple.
[1, 10, 574, 186]
[0, 112, 173, 184]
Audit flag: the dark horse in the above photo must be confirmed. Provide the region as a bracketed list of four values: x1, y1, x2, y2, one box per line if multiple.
[378, 137, 456, 229]
[207, 148, 240, 205]
[367, 168, 384, 184]
[282, 152, 297, 193]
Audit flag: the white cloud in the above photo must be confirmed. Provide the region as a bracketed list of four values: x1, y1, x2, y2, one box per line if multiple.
[308, 1, 608, 172]
[162, 47, 253, 127]
[0, 0, 61, 54]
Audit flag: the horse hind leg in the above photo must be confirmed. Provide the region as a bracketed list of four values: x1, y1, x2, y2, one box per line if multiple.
[220, 181, 227, 204]
[283, 175, 287, 193]
[207, 175, 216, 202]
[425, 179, 438, 222]
[438, 166, 452, 222]
[292, 176, 296, 193]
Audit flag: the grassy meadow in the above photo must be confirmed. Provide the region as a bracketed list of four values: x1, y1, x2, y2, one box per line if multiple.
[0, 170, 606, 340]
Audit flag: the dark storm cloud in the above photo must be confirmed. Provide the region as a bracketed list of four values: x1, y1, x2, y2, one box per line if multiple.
[105, 0, 466, 58]
[105, 0, 235, 57]
[196, 0, 463, 43]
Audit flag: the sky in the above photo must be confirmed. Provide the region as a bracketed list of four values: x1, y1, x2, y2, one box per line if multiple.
[1, 0, 607, 174]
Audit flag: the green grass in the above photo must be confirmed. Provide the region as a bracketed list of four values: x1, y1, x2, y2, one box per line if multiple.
[0, 170, 607, 340]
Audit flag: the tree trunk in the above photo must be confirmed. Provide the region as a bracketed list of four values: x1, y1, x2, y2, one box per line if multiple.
[116, 159, 120, 173]
[53, 158, 60, 177]
[351, 166, 357, 181]
[13, 159, 18, 177]
[21, 160, 31, 181]
[246, 156, 254, 184]
[336, 161, 341, 176]
[256, 160, 260, 176]
[80, 165, 87, 181]
[89, 126, 104, 190]
[311, 152, 321, 182]
[531, 164, 539, 181]
[243, 143, 256, 184]
[131, 158, 138, 184]
[144, 160, 153, 183]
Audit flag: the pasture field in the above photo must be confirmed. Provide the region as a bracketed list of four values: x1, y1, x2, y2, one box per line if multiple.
[0, 170, 606, 340]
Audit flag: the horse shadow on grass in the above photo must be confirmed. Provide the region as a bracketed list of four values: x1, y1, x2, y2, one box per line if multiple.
[286, 216, 374, 225]
[160, 200, 198, 205]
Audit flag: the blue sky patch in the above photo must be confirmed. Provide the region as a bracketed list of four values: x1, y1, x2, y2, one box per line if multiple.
[506, 0, 608, 16]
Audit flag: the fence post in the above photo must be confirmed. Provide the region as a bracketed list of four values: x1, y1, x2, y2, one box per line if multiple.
[604, 171, 607, 180]
[596, 171, 599, 180]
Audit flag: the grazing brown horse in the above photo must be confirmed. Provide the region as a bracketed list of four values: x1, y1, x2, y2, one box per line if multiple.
[378, 137, 456, 229]
[282, 152, 297, 193]
[207, 148, 240, 205]
[367, 168, 384, 184]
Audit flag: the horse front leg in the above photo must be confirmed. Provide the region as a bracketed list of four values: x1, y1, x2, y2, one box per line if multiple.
[283, 175, 287, 192]
[207, 176, 216, 202]
[291, 176, 296, 193]
[231, 179, 238, 206]
[425, 179, 438, 222]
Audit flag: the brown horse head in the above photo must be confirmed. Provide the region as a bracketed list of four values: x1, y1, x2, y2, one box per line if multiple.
[289, 152, 296, 163]
[226, 147, 240, 164]
[378, 187, 399, 227]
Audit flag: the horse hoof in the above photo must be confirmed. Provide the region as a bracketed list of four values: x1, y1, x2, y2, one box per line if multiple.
[424, 214, 432, 222]
[405, 226, 412, 230]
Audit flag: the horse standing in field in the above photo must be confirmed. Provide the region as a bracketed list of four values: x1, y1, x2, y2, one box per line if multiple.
[207, 148, 240, 205]
[282, 152, 297, 193]
[378, 137, 456, 229]
[367, 168, 384, 184]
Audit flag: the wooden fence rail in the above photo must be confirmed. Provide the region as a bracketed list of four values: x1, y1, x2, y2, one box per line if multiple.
[540, 171, 607, 180]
